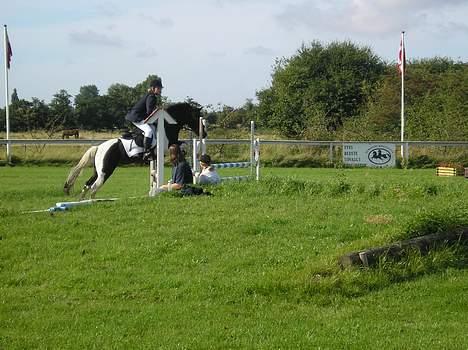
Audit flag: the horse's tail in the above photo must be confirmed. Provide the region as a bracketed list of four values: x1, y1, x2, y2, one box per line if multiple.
[63, 146, 98, 195]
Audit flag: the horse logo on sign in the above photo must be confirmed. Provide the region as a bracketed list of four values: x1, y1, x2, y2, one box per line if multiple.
[367, 146, 392, 165]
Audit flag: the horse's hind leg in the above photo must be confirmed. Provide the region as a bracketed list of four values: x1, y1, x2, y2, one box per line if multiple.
[86, 139, 121, 199]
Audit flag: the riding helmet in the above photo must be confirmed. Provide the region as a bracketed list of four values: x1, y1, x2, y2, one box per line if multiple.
[150, 77, 163, 88]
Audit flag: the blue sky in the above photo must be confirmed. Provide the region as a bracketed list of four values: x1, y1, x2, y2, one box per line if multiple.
[2, 0, 468, 109]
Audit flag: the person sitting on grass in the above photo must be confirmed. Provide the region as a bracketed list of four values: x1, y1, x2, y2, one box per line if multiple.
[197, 154, 220, 185]
[159, 143, 193, 192]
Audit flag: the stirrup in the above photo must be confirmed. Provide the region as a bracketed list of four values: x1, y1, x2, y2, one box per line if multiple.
[142, 152, 153, 161]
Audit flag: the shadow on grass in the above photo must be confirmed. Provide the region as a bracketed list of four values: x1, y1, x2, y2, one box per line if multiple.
[319, 244, 467, 294]
[239, 245, 468, 307]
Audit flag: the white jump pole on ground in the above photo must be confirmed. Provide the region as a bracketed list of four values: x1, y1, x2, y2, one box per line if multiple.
[148, 109, 176, 196]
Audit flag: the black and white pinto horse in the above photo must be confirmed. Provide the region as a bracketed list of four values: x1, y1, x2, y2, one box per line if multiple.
[63, 103, 206, 198]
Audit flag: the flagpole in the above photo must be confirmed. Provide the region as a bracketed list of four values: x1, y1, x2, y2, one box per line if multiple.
[3, 24, 11, 163]
[400, 31, 405, 160]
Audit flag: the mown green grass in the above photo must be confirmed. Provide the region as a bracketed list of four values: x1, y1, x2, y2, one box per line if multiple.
[1, 166, 467, 349]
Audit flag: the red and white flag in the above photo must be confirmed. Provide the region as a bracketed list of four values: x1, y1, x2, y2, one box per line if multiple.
[398, 32, 405, 75]
[4, 26, 12, 69]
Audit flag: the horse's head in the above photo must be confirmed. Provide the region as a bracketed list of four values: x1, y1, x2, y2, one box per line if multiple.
[164, 103, 207, 144]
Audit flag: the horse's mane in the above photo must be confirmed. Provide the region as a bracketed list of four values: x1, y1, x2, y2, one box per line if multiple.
[166, 102, 193, 122]
[163, 102, 206, 138]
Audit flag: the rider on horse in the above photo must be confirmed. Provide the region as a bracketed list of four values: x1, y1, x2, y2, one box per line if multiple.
[125, 77, 163, 160]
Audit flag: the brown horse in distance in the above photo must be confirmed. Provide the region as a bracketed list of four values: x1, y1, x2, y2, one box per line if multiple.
[62, 129, 80, 139]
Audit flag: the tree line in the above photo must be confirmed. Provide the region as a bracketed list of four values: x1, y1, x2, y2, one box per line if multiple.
[1, 40, 467, 141]
[0, 75, 165, 136]
[254, 41, 467, 141]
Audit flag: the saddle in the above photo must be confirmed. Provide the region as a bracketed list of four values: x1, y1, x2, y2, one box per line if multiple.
[121, 129, 145, 148]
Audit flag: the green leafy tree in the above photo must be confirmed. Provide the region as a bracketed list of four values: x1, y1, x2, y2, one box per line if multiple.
[27, 98, 50, 131]
[11, 88, 19, 104]
[241, 99, 257, 127]
[0, 108, 4, 130]
[106, 83, 136, 129]
[257, 40, 385, 137]
[209, 100, 257, 129]
[361, 57, 468, 140]
[48, 89, 75, 134]
[7, 88, 28, 131]
[203, 104, 218, 125]
[3, 90, 49, 132]
[75, 85, 102, 129]
[98, 95, 124, 130]
[406, 66, 468, 140]
[9, 98, 32, 131]
[215, 105, 236, 128]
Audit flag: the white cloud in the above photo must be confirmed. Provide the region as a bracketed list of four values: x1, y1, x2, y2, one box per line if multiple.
[69, 30, 124, 47]
[136, 48, 158, 58]
[244, 46, 275, 56]
[1, 0, 468, 109]
[275, 0, 468, 37]
[138, 13, 175, 28]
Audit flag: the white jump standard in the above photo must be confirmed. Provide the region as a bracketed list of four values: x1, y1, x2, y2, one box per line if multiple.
[146, 109, 177, 196]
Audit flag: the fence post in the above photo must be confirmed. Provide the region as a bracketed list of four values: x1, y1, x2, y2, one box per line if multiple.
[250, 121, 255, 177]
[192, 138, 199, 176]
[255, 138, 260, 181]
[199, 117, 206, 155]
[405, 142, 409, 163]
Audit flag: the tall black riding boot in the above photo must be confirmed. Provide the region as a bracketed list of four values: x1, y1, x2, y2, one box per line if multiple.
[142, 137, 153, 161]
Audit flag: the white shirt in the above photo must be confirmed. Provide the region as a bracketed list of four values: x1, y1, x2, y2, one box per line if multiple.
[198, 166, 220, 184]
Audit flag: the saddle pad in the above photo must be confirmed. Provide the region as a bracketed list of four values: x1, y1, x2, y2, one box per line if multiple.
[119, 135, 160, 158]
[119, 138, 144, 158]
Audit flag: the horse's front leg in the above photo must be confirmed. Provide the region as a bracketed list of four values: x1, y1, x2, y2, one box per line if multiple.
[89, 175, 107, 199]
[79, 185, 90, 200]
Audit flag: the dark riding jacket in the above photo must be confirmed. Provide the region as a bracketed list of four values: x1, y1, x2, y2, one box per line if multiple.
[125, 93, 160, 123]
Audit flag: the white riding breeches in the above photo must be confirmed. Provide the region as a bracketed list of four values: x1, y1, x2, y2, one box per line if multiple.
[132, 121, 155, 139]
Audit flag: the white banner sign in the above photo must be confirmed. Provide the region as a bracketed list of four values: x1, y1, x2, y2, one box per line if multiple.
[343, 143, 396, 167]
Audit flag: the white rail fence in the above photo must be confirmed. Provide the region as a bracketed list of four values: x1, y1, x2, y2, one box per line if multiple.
[1, 139, 467, 162]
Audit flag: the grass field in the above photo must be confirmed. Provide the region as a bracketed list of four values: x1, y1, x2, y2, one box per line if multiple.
[1, 166, 467, 349]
